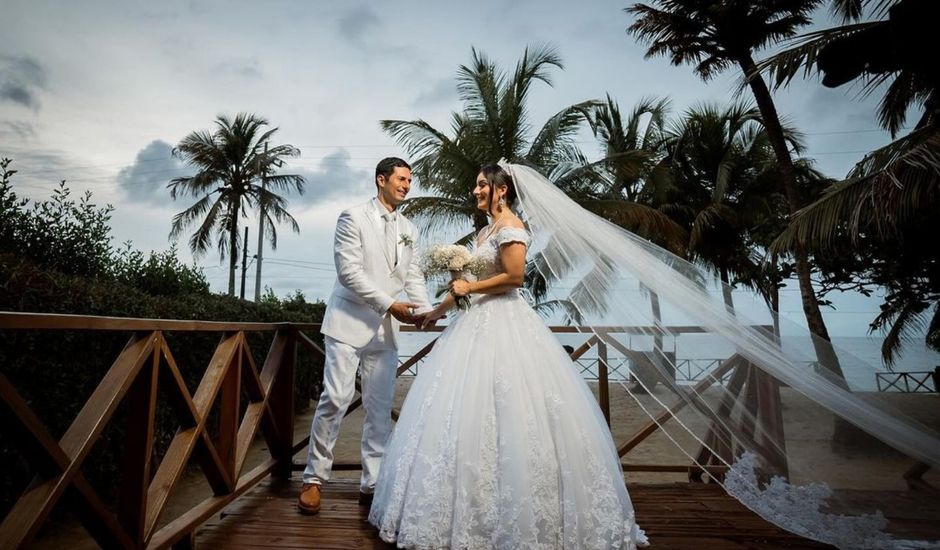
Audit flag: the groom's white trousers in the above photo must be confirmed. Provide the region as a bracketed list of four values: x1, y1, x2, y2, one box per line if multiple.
[302, 331, 398, 492]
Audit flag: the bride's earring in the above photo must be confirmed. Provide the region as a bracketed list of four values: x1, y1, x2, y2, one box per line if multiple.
[498, 197, 506, 209]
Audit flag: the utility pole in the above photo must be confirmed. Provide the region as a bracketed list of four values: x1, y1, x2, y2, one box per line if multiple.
[240, 225, 249, 300]
[254, 142, 268, 302]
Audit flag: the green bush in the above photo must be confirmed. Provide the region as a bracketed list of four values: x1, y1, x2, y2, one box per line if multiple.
[1, 159, 115, 280]
[0, 160, 327, 515]
[111, 242, 211, 296]
[0, 254, 326, 516]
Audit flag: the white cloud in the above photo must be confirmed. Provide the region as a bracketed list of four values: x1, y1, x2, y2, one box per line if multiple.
[117, 140, 190, 204]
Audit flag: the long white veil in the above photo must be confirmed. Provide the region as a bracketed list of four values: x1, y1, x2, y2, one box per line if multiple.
[500, 161, 940, 549]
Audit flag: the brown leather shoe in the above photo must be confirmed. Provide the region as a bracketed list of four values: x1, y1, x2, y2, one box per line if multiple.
[358, 491, 374, 507]
[298, 483, 321, 515]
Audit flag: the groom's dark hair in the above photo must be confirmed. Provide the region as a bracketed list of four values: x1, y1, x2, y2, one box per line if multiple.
[375, 157, 411, 188]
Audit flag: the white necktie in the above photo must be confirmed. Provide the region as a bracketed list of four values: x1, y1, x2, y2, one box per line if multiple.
[382, 210, 398, 268]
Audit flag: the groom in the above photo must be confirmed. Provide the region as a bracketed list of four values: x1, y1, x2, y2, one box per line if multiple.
[298, 157, 433, 515]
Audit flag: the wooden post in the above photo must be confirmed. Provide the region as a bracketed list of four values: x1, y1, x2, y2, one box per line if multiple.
[755, 368, 789, 478]
[216, 333, 242, 485]
[117, 335, 160, 545]
[598, 340, 610, 426]
[272, 330, 297, 478]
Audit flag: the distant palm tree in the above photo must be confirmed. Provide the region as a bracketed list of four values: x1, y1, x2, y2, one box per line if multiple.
[584, 95, 688, 254]
[169, 113, 305, 296]
[660, 102, 808, 310]
[627, 0, 845, 377]
[586, 96, 685, 391]
[383, 46, 597, 239]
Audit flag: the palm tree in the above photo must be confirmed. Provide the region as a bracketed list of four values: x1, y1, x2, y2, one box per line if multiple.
[584, 95, 689, 254]
[169, 113, 305, 296]
[626, 0, 845, 377]
[383, 46, 596, 239]
[583, 96, 682, 390]
[761, 0, 940, 365]
[660, 102, 805, 309]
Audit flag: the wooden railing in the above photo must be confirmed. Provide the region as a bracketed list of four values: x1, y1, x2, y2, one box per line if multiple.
[0, 312, 323, 550]
[0, 312, 787, 548]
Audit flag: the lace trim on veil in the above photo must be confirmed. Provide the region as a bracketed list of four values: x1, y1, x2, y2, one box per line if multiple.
[725, 453, 936, 550]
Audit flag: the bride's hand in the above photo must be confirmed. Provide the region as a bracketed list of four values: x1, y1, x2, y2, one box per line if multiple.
[449, 279, 473, 297]
[420, 307, 447, 330]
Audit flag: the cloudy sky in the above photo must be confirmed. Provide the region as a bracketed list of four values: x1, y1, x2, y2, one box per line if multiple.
[1, 0, 907, 337]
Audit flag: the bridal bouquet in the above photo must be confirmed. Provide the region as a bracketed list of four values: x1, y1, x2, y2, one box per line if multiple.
[424, 244, 487, 310]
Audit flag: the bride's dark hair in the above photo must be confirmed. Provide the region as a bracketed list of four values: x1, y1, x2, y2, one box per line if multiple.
[479, 163, 518, 214]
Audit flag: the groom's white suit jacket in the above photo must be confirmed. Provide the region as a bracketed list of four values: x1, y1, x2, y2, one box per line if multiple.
[320, 198, 431, 349]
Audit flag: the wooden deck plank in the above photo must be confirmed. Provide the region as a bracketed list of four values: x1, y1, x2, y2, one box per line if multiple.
[196, 479, 836, 550]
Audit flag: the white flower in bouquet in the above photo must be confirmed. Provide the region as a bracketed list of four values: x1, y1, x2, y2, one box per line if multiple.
[424, 244, 487, 309]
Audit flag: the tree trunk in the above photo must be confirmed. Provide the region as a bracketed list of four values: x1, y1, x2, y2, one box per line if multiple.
[720, 267, 735, 314]
[769, 254, 782, 342]
[739, 56, 867, 446]
[631, 289, 668, 395]
[738, 55, 845, 379]
[228, 206, 238, 297]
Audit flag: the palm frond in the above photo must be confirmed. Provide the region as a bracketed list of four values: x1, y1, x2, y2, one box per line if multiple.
[457, 48, 503, 135]
[169, 193, 216, 240]
[829, 0, 865, 22]
[876, 70, 932, 136]
[531, 299, 584, 325]
[772, 127, 940, 252]
[263, 173, 306, 195]
[399, 196, 474, 238]
[753, 22, 879, 90]
[527, 100, 598, 167]
[567, 255, 618, 317]
[580, 199, 688, 255]
[927, 303, 940, 353]
[177, 195, 225, 257]
[689, 203, 738, 250]
[873, 297, 930, 369]
[381, 119, 449, 160]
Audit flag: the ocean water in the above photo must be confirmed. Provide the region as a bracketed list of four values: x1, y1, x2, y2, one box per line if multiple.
[396, 332, 940, 392]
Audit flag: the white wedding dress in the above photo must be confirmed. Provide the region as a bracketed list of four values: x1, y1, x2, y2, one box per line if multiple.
[369, 226, 648, 550]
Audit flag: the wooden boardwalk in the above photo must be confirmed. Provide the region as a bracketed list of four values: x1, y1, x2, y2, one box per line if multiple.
[196, 478, 835, 549]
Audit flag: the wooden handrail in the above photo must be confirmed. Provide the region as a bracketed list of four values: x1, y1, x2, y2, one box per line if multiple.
[0, 311, 727, 335]
[0, 311, 316, 332]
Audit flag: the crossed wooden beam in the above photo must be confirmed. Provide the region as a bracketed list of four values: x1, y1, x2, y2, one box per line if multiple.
[0, 329, 299, 549]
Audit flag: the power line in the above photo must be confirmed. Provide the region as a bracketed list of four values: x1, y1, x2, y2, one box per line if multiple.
[263, 259, 335, 272]
[2, 125, 905, 171]
[263, 256, 334, 266]
[810, 150, 873, 156]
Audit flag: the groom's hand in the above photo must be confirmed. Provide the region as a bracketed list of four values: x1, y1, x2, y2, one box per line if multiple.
[388, 302, 419, 324]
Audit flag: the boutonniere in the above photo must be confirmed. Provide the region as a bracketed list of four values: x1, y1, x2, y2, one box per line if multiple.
[399, 233, 414, 247]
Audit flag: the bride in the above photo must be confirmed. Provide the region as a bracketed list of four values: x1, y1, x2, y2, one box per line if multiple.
[368, 163, 648, 549]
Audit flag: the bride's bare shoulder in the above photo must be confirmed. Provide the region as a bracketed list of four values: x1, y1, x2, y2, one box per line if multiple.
[505, 216, 525, 229]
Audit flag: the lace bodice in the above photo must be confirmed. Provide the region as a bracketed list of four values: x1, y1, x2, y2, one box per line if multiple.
[472, 226, 531, 279]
